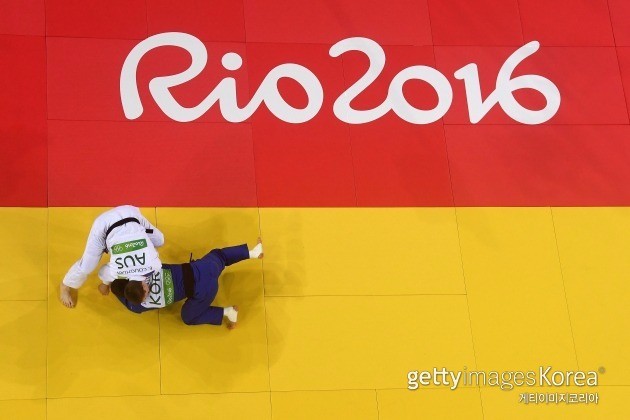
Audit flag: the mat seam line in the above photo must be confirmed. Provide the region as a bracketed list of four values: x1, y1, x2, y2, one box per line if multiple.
[155, 207, 163, 395]
[606, 0, 630, 123]
[340, 54, 359, 207]
[549, 207, 581, 371]
[264, 293, 468, 297]
[46, 118, 255, 125]
[144, 0, 149, 39]
[8, 32, 625, 47]
[254, 197, 272, 417]
[425, 1, 485, 415]
[244, 0, 274, 411]
[45, 119, 630, 126]
[0, 299, 49, 302]
[44, 0, 50, 417]
[12, 383, 630, 401]
[514, 0, 526, 44]
[31, 33, 623, 47]
[45, 206, 49, 419]
[452, 208, 485, 420]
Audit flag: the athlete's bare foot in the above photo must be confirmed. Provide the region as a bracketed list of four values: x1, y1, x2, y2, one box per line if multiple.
[59, 283, 76, 308]
[226, 305, 239, 330]
[256, 237, 264, 259]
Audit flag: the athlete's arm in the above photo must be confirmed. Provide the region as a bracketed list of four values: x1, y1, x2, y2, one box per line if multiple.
[98, 284, 110, 295]
[98, 264, 116, 285]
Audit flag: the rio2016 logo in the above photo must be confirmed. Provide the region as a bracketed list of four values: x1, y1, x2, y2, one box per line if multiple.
[120, 33, 560, 125]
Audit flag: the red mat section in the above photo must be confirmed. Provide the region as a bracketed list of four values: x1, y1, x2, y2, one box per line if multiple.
[618, 48, 630, 113]
[0, 0, 44, 36]
[446, 125, 630, 206]
[609, 0, 630, 46]
[427, 0, 523, 46]
[351, 116, 453, 206]
[147, 0, 245, 42]
[48, 121, 257, 207]
[0, 35, 47, 206]
[519, 0, 615, 46]
[243, 0, 433, 45]
[248, 43, 356, 207]
[342, 46, 453, 206]
[47, 38, 136, 121]
[0, 0, 629, 207]
[46, 0, 147, 39]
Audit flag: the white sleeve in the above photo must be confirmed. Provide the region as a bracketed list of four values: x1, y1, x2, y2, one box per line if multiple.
[62, 215, 107, 289]
[98, 264, 117, 285]
[138, 214, 165, 248]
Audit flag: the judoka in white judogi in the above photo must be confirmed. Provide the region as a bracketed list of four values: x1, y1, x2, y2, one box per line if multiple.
[60, 205, 164, 308]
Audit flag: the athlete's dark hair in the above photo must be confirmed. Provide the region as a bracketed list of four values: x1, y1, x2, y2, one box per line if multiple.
[110, 279, 129, 299]
[124, 281, 146, 305]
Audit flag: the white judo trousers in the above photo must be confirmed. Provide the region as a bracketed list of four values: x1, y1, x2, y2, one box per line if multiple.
[62, 205, 164, 288]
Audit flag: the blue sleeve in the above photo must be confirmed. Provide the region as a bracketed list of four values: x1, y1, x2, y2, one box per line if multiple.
[114, 294, 153, 314]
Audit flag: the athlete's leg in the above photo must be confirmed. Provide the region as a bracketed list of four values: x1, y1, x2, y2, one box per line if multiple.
[181, 298, 224, 325]
[201, 244, 250, 270]
[180, 255, 222, 325]
[179, 241, 261, 325]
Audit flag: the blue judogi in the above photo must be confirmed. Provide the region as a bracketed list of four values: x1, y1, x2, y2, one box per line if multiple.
[115, 244, 249, 325]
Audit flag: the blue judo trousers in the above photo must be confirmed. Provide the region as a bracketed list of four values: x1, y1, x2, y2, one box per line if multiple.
[115, 244, 249, 325]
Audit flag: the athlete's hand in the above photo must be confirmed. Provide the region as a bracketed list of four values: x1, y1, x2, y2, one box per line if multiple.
[98, 283, 110, 296]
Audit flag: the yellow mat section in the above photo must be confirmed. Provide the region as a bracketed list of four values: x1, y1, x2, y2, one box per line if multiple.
[271, 390, 378, 420]
[0, 207, 627, 418]
[266, 295, 476, 390]
[47, 393, 272, 420]
[0, 301, 46, 400]
[456, 208, 578, 372]
[0, 208, 47, 300]
[0, 399, 46, 419]
[377, 388, 484, 420]
[259, 208, 465, 295]
[552, 208, 630, 386]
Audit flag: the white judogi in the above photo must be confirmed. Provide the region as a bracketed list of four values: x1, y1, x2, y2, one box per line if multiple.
[62, 205, 164, 288]
[141, 268, 175, 309]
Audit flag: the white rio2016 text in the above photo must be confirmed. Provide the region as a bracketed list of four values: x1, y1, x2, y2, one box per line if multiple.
[121, 33, 560, 125]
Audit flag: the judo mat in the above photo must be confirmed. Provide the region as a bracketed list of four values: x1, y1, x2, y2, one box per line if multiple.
[1, 0, 629, 418]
